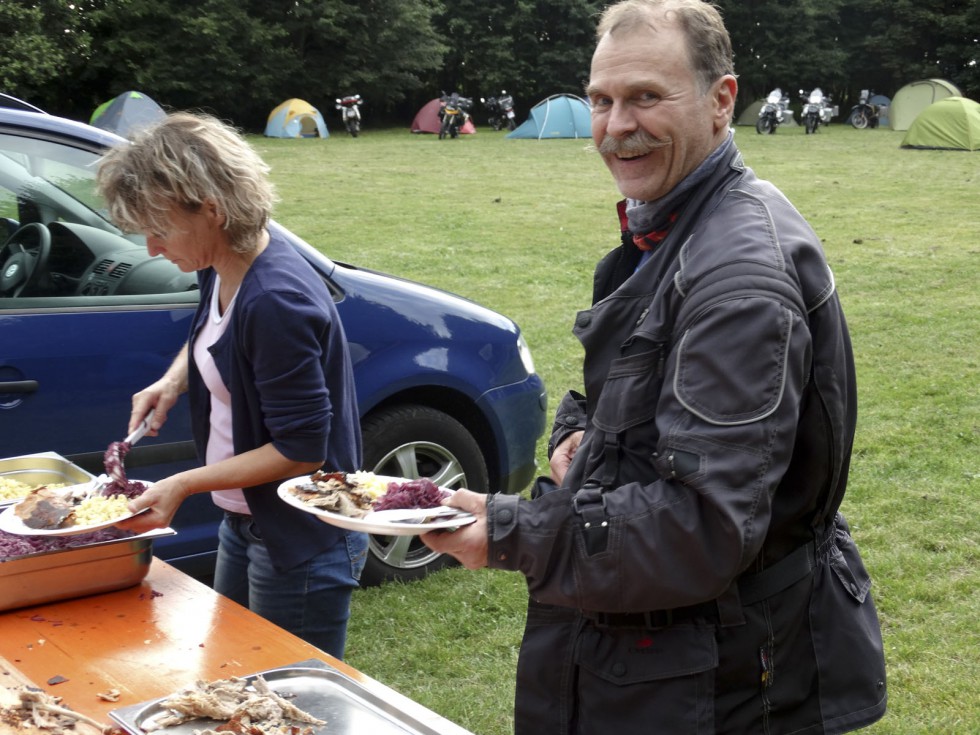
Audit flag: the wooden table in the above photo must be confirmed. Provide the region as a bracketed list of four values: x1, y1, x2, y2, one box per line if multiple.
[0, 559, 471, 734]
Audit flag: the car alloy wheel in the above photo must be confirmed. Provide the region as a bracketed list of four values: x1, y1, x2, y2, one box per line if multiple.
[359, 404, 489, 585]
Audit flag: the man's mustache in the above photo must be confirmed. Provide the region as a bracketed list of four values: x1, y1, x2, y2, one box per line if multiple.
[596, 130, 672, 155]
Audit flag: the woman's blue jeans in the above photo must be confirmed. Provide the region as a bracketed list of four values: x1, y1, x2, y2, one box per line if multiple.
[214, 513, 368, 659]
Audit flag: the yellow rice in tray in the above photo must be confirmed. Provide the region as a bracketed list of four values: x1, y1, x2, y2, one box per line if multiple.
[0, 477, 67, 501]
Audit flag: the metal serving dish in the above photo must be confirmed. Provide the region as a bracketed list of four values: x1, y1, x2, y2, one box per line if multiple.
[110, 659, 453, 735]
[0, 451, 95, 506]
[0, 528, 174, 612]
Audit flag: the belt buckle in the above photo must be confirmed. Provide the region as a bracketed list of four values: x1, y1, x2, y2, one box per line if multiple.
[643, 609, 672, 628]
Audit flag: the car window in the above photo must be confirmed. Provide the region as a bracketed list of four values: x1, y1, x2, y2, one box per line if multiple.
[0, 134, 110, 223]
[0, 132, 197, 305]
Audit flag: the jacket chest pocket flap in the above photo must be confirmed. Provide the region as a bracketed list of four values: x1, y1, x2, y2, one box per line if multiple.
[592, 340, 666, 434]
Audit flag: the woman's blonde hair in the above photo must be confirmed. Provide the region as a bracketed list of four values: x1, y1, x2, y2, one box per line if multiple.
[96, 111, 277, 254]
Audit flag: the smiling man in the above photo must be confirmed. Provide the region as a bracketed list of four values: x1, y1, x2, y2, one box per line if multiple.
[423, 1, 887, 732]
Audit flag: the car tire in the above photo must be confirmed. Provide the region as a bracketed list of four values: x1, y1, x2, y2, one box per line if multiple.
[359, 404, 489, 585]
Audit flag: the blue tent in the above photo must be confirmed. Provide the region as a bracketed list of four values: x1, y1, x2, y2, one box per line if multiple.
[506, 94, 591, 139]
[91, 91, 165, 139]
[264, 98, 328, 138]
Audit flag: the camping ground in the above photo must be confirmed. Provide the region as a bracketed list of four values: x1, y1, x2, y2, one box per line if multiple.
[254, 123, 979, 735]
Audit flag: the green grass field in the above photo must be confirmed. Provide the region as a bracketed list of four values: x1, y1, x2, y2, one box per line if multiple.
[253, 124, 979, 734]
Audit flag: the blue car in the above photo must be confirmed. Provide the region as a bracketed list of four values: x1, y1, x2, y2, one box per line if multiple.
[0, 107, 546, 584]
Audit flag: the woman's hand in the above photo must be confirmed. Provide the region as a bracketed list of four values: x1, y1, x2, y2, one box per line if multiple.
[130, 345, 189, 437]
[116, 475, 191, 534]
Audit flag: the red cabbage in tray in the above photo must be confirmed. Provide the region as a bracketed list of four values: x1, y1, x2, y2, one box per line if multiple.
[0, 527, 136, 560]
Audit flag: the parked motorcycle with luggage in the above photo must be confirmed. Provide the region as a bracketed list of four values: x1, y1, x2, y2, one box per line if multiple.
[849, 89, 880, 129]
[481, 91, 517, 131]
[800, 88, 836, 134]
[756, 88, 790, 134]
[336, 94, 362, 137]
[438, 92, 472, 139]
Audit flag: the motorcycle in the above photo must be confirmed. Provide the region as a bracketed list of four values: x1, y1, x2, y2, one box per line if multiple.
[756, 88, 790, 134]
[438, 92, 472, 139]
[800, 88, 836, 134]
[480, 91, 517, 131]
[849, 89, 880, 129]
[335, 94, 362, 137]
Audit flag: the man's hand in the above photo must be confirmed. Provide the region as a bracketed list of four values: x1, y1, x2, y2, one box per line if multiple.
[420, 489, 489, 570]
[550, 430, 583, 485]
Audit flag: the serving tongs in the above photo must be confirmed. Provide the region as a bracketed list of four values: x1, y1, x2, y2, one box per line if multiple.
[89, 414, 152, 496]
[125, 414, 153, 446]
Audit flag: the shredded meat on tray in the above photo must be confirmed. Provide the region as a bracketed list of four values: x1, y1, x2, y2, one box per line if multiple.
[143, 675, 323, 735]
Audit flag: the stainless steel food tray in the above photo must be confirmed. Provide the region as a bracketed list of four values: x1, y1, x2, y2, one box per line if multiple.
[0, 451, 95, 506]
[109, 659, 448, 735]
[0, 528, 174, 611]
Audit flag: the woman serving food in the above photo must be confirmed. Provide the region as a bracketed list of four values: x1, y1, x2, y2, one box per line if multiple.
[95, 111, 367, 658]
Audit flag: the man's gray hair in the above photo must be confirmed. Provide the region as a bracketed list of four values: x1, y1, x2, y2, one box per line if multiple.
[596, 0, 735, 94]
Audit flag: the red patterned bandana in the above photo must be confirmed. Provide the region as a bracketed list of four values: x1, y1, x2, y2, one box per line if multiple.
[616, 199, 678, 252]
[632, 211, 678, 251]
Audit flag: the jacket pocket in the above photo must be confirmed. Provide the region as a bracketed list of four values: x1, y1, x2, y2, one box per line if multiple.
[809, 518, 888, 726]
[828, 519, 872, 603]
[591, 342, 665, 434]
[573, 624, 717, 732]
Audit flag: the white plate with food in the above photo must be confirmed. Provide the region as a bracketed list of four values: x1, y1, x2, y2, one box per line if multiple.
[277, 471, 475, 536]
[0, 479, 148, 537]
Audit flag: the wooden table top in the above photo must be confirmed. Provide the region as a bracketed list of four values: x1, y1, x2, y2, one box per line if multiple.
[0, 559, 471, 735]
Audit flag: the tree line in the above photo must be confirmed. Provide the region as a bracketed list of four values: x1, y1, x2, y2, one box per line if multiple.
[2, 0, 977, 132]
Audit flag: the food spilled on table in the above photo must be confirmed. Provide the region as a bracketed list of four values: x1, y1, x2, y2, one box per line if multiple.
[0, 682, 116, 735]
[141, 675, 323, 735]
[286, 470, 450, 519]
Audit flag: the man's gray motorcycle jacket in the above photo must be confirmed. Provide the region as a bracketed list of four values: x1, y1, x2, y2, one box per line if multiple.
[486, 142, 887, 734]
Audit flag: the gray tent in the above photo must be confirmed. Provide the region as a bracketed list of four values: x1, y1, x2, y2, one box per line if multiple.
[91, 91, 165, 139]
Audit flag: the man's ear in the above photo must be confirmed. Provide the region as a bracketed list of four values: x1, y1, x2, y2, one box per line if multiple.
[714, 75, 738, 131]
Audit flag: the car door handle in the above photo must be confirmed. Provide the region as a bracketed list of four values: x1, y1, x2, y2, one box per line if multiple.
[0, 380, 38, 394]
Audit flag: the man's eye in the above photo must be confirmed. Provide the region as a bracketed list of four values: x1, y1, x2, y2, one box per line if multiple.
[591, 97, 612, 109]
[638, 92, 660, 104]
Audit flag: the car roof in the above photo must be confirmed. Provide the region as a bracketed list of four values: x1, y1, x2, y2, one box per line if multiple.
[0, 106, 124, 149]
[0, 93, 47, 114]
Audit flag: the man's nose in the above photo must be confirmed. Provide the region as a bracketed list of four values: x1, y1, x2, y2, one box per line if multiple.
[606, 101, 639, 137]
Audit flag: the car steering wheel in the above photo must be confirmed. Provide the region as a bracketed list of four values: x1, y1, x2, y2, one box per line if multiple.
[0, 223, 52, 297]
